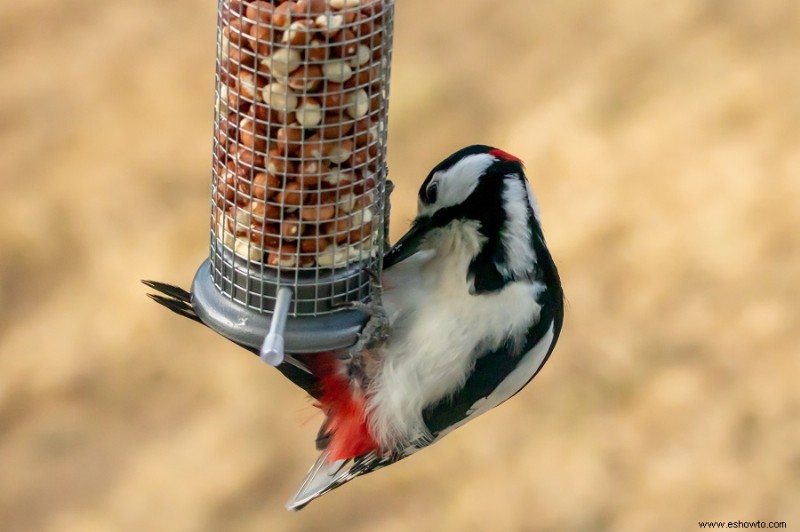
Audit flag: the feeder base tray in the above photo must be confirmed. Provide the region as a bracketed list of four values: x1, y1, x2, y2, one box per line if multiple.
[191, 260, 367, 354]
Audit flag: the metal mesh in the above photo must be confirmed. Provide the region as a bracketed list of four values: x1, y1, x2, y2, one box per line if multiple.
[209, 0, 394, 317]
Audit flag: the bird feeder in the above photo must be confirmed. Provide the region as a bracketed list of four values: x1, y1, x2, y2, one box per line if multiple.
[191, 0, 394, 364]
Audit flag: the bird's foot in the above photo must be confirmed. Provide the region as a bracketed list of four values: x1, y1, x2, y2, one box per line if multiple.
[356, 267, 390, 353]
[333, 267, 391, 356]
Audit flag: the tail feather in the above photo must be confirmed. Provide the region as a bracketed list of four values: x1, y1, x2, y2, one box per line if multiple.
[142, 280, 193, 302]
[286, 451, 351, 511]
[142, 280, 201, 323]
[287, 451, 386, 511]
[284, 354, 383, 509]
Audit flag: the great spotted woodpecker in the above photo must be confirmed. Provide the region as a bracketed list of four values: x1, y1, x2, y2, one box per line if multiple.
[144, 144, 564, 510]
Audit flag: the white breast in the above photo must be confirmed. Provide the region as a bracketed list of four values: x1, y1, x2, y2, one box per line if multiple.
[368, 222, 544, 449]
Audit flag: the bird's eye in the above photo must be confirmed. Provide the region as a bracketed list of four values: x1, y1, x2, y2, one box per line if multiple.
[426, 182, 438, 204]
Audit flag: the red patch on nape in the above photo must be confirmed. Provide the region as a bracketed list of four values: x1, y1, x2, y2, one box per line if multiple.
[489, 148, 524, 165]
[308, 352, 378, 462]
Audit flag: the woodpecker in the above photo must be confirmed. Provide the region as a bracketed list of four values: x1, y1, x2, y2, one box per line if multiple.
[144, 144, 564, 510]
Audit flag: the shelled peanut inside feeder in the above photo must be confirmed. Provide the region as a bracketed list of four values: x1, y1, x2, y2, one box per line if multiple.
[214, 0, 390, 272]
[191, 0, 393, 353]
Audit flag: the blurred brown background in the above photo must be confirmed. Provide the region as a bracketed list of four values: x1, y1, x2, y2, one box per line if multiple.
[1, 1, 799, 530]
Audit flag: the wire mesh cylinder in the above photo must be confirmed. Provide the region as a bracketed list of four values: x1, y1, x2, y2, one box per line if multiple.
[209, 0, 394, 318]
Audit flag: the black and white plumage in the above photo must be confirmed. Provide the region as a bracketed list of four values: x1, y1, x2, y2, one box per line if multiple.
[287, 145, 564, 509]
[144, 145, 563, 511]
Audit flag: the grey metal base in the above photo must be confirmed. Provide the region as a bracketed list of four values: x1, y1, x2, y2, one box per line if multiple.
[191, 260, 366, 354]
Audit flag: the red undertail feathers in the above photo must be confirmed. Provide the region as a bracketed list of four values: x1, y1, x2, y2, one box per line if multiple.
[308, 352, 378, 461]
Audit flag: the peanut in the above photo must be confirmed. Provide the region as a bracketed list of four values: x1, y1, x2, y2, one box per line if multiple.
[314, 13, 345, 37]
[263, 48, 302, 79]
[322, 60, 354, 83]
[287, 65, 324, 92]
[267, 244, 300, 267]
[281, 20, 314, 46]
[295, 97, 323, 127]
[262, 83, 299, 112]
[293, 0, 328, 16]
[213, 0, 388, 268]
[245, 1, 275, 24]
[272, 2, 297, 29]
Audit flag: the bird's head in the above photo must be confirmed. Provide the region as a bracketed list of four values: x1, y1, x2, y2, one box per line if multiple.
[385, 145, 549, 293]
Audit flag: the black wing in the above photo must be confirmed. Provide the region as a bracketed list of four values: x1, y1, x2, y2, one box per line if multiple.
[423, 236, 564, 437]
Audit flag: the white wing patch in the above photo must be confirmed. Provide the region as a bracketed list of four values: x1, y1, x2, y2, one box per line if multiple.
[500, 177, 537, 279]
[525, 180, 542, 225]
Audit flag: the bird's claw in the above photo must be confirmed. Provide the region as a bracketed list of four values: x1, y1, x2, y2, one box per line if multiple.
[347, 267, 391, 356]
[331, 266, 384, 314]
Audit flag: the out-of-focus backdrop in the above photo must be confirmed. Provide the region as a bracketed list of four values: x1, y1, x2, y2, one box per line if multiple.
[1, 1, 798, 530]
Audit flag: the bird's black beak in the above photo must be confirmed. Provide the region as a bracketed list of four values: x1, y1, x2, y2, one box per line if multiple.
[383, 216, 433, 268]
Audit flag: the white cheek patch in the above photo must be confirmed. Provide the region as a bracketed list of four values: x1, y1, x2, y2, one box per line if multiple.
[418, 154, 495, 217]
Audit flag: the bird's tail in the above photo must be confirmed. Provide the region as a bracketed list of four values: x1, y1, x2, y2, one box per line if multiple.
[142, 280, 201, 323]
[143, 280, 383, 508]
[287, 450, 387, 511]
[286, 451, 354, 510]
[285, 353, 385, 510]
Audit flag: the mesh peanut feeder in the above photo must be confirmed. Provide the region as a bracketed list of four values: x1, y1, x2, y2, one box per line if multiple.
[191, 0, 394, 363]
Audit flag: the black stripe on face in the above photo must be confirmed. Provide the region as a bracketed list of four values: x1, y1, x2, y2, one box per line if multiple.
[412, 146, 543, 293]
[417, 160, 537, 293]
